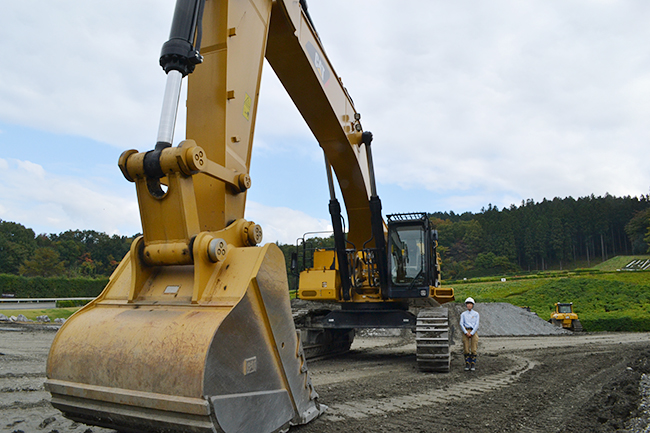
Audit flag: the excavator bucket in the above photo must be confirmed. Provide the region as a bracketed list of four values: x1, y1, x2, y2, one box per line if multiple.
[45, 239, 323, 433]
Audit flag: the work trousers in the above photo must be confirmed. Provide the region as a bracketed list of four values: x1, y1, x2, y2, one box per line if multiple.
[462, 332, 479, 355]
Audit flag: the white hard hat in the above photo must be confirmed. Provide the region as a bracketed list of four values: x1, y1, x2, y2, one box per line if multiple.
[465, 297, 475, 304]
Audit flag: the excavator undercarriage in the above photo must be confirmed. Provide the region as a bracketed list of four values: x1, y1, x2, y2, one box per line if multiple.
[296, 213, 454, 372]
[292, 298, 453, 372]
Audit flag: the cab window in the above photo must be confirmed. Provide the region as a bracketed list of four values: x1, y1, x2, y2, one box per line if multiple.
[389, 226, 426, 285]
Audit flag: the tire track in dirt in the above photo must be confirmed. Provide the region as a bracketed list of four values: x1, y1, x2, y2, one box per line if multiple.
[517, 350, 650, 433]
[0, 372, 52, 420]
[515, 355, 629, 433]
[321, 354, 537, 422]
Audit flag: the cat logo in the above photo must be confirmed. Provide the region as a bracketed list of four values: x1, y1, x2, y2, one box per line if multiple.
[306, 41, 330, 86]
[314, 51, 325, 80]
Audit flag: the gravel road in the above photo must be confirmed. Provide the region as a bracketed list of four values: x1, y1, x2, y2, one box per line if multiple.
[1, 324, 649, 433]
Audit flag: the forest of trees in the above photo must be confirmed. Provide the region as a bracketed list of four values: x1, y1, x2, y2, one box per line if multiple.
[0, 221, 135, 278]
[1, 194, 649, 282]
[280, 194, 650, 282]
[430, 194, 650, 279]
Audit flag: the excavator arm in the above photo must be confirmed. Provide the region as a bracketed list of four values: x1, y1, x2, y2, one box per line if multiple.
[266, 1, 375, 247]
[266, 1, 389, 300]
[45, 1, 387, 432]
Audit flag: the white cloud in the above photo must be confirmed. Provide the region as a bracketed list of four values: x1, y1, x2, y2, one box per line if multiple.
[256, 65, 315, 146]
[307, 0, 650, 208]
[0, 156, 329, 243]
[15, 160, 46, 178]
[0, 159, 139, 235]
[0, 0, 176, 150]
[245, 202, 332, 245]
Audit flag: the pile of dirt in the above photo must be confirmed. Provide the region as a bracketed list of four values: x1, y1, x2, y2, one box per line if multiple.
[291, 299, 570, 340]
[447, 302, 570, 338]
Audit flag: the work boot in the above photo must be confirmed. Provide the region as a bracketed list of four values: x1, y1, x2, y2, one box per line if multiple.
[464, 355, 470, 371]
[470, 355, 476, 371]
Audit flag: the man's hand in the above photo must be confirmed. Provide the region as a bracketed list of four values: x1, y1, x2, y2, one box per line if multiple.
[466, 331, 472, 338]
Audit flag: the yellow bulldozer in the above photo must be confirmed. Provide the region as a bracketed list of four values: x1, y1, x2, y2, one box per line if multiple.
[549, 302, 583, 332]
[45, 1, 453, 432]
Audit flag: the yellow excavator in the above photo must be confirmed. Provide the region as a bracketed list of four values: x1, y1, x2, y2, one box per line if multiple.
[46, 1, 453, 432]
[295, 212, 455, 370]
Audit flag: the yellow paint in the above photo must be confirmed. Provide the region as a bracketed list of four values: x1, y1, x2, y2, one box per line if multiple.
[299, 268, 339, 301]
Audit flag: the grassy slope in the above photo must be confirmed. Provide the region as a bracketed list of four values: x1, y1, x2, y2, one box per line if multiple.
[451, 271, 650, 332]
[593, 255, 650, 271]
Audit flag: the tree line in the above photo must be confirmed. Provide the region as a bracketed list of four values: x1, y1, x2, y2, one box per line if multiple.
[0, 221, 135, 278]
[431, 194, 650, 279]
[278, 194, 650, 283]
[1, 194, 648, 282]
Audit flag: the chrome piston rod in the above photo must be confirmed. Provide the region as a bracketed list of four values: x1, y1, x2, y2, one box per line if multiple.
[156, 70, 183, 147]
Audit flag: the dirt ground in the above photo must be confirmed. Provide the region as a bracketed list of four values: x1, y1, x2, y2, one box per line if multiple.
[1, 325, 649, 433]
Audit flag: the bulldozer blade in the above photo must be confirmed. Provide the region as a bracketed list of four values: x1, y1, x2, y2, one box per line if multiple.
[46, 243, 324, 433]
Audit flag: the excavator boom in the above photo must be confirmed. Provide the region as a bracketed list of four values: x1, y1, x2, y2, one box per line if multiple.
[45, 0, 375, 431]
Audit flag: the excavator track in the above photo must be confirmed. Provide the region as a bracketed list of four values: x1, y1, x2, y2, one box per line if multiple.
[300, 328, 355, 361]
[293, 305, 355, 360]
[415, 308, 450, 372]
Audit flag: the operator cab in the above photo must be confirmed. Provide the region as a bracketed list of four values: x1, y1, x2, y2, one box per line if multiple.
[557, 303, 573, 314]
[386, 213, 441, 298]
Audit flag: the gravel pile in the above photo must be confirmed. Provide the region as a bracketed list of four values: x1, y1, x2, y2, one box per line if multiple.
[447, 302, 571, 337]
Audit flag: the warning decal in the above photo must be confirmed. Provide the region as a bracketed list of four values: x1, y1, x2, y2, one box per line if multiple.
[243, 93, 252, 120]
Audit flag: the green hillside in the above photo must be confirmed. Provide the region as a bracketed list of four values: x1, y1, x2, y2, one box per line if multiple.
[593, 255, 650, 271]
[451, 270, 650, 332]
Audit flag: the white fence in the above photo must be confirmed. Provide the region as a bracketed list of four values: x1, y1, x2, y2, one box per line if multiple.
[621, 259, 650, 271]
[0, 297, 94, 310]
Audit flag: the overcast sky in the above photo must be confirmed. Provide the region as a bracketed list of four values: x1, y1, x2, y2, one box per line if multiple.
[1, 1, 649, 244]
